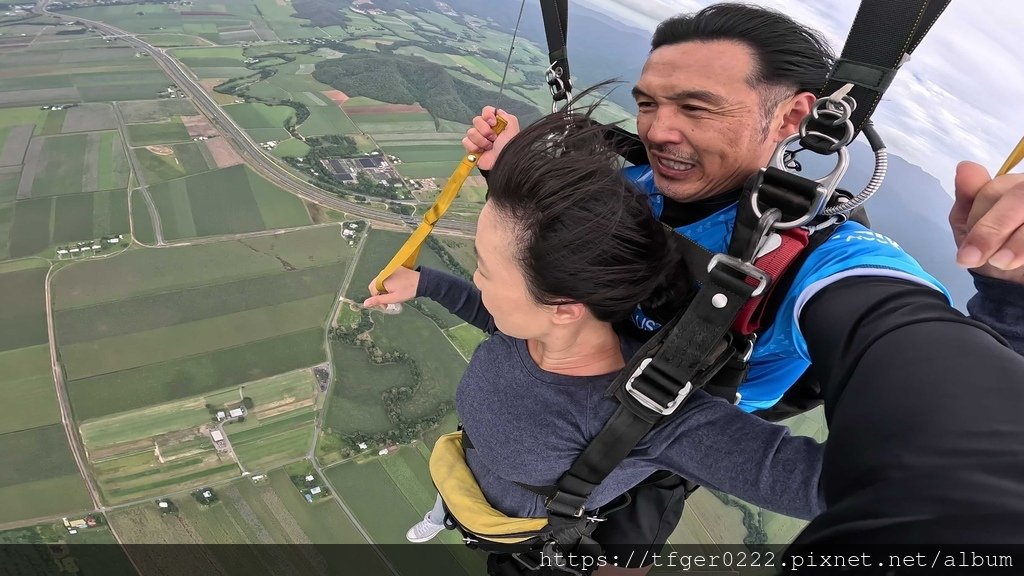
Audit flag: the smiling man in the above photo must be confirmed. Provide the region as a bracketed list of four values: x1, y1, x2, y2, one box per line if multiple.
[459, 3, 1024, 574]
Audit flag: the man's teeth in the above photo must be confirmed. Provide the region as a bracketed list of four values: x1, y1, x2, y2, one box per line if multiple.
[660, 158, 693, 171]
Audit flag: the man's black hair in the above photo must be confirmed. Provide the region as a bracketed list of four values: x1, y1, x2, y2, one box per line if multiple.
[652, 2, 834, 122]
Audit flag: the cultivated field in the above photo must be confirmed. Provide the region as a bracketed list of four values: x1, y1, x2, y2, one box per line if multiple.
[135, 142, 213, 184]
[53, 226, 352, 421]
[0, 262, 92, 524]
[78, 370, 319, 504]
[145, 164, 311, 240]
[107, 470, 385, 574]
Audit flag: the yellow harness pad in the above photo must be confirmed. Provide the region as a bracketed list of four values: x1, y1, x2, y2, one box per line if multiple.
[430, 431, 549, 544]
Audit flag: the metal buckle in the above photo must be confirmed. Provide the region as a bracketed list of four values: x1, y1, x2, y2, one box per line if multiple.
[707, 254, 769, 298]
[624, 358, 693, 416]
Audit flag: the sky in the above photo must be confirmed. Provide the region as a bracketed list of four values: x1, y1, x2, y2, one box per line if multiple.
[569, 0, 1024, 195]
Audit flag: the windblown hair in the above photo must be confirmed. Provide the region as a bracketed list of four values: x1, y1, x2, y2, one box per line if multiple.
[485, 99, 693, 326]
[651, 3, 834, 131]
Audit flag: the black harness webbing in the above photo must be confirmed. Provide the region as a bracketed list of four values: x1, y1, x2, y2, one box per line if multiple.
[539, 0, 572, 105]
[803, 0, 950, 153]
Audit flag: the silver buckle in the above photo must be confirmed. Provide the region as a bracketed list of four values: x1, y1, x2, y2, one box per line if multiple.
[624, 358, 693, 416]
[707, 254, 769, 298]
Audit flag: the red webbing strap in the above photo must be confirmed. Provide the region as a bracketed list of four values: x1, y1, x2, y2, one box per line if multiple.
[732, 228, 811, 335]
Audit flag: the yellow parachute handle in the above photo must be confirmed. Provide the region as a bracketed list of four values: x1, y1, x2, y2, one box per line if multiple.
[372, 115, 508, 295]
[996, 135, 1024, 176]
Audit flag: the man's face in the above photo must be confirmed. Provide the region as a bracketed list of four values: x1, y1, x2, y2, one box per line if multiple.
[634, 40, 785, 202]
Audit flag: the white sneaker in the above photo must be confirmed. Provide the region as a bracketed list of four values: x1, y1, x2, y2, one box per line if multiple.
[406, 513, 445, 543]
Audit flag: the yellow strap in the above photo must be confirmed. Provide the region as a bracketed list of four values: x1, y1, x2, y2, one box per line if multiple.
[996, 135, 1024, 176]
[373, 116, 507, 294]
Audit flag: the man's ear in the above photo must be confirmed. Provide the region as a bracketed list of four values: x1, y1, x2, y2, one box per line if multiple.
[775, 91, 816, 142]
[550, 301, 587, 325]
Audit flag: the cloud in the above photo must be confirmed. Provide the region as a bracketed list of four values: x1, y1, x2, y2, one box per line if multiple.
[569, 0, 1024, 194]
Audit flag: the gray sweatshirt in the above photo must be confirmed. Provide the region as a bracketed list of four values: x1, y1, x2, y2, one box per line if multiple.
[416, 266, 824, 520]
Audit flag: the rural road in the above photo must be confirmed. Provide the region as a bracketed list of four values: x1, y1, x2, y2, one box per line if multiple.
[112, 102, 166, 245]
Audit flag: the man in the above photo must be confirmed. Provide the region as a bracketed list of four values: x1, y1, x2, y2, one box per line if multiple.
[457, 3, 1024, 571]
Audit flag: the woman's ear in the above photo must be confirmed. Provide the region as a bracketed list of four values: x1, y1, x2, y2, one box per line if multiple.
[550, 301, 587, 325]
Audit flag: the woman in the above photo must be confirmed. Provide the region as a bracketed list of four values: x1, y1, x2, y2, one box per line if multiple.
[363, 108, 824, 552]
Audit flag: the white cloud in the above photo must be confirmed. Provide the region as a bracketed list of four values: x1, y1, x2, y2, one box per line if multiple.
[569, 0, 1024, 194]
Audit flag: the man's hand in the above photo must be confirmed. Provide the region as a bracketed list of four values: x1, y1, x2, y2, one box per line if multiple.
[463, 106, 520, 171]
[363, 267, 420, 309]
[950, 161, 1024, 283]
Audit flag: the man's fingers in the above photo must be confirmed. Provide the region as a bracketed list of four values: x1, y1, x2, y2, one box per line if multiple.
[950, 161, 992, 244]
[465, 129, 492, 151]
[959, 187, 1024, 267]
[987, 224, 1024, 270]
[472, 115, 497, 141]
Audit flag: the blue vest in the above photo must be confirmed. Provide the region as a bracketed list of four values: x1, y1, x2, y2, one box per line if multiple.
[625, 165, 952, 412]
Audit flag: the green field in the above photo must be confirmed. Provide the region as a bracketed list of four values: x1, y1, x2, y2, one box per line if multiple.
[326, 452, 484, 574]
[384, 144, 466, 163]
[146, 164, 311, 240]
[444, 323, 486, 359]
[296, 104, 359, 137]
[6, 189, 130, 259]
[56, 263, 346, 346]
[118, 99, 199, 124]
[108, 472, 381, 573]
[135, 142, 212, 184]
[23, 131, 128, 198]
[396, 160, 463, 179]
[348, 112, 437, 134]
[0, 265, 48, 353]
[224, 102, 295, 129]
[0, 419, 92, 524]
[53, 226, 349, 309]
[78, 369, 319, 503]
[127, 120, 192, 146]
[61, 294, 334, 380]
[130, 190, 156, 245]
[271, 137, 311, 158]
[232, 409, 316, 471]
[55, 227, 349, 420]
[0, 345, 59, 436]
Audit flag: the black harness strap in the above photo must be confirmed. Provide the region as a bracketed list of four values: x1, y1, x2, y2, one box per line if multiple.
[803, 0, 950, 153]
[539, 0, 572, 105]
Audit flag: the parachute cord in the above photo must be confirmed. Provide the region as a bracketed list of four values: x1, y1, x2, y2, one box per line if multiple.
[496, 0, 527, 111]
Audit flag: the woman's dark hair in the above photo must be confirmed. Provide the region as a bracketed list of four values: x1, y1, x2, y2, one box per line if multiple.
[485, 96, 694, 326]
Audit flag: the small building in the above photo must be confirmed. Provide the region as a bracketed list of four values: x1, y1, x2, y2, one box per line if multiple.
[158, 501, 169, 509]
[106, 237, 120, 244]
[57, 249, 69, 255]
[211, 430, 224, 442]
[357, 442, 368, 450]
[91, 244, 102, 250]
[304, 474, 315, 482]
[378, 448, 389, 456]
[216, 411, 226, 421]
[202, 490, 213, 499]
[304, 494, 313, 503]
[309, 486, 322, 495]
[228, 407, 244, 419]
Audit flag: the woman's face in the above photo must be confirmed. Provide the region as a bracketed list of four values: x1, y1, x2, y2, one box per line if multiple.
[473, 202, 553, 339]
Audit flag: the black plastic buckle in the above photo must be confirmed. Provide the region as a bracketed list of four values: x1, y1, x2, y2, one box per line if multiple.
[545, 491, 586, 518]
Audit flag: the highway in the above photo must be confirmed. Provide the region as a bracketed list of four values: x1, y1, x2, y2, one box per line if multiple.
[36, 1, 478, 238]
